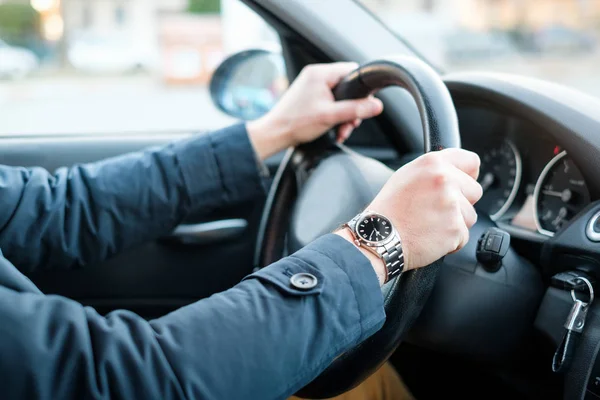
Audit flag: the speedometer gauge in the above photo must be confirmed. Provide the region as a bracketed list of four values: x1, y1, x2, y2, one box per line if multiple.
[477, 139, 522, 221]
[534, 151, 590, 236]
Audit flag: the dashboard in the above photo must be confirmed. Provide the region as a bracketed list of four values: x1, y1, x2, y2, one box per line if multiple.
[407, 72, 600, 400]
[457, 106, 593, 240]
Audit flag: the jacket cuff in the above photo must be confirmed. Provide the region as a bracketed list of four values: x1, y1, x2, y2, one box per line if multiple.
[173, 123, 268, 208]
[244, 233, 385, 345]
[304, 233, 386, 342]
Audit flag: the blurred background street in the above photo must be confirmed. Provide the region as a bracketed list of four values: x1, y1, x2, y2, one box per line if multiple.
[0, 75, 235, 135]
[2, 0, 600, 135]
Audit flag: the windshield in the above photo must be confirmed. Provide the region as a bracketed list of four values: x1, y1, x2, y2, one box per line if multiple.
[358, 0, 600, 98]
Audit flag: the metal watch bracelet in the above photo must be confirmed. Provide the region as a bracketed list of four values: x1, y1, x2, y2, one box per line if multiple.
[341, 213, 405, 282]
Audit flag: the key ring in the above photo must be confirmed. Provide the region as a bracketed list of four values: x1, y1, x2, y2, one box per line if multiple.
[571, 277, 594, 304]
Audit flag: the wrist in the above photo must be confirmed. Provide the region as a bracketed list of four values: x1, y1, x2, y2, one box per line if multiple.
[367, 205, 413, 272]
[246, 114, 294, 160]
[334, 227, 387, 286]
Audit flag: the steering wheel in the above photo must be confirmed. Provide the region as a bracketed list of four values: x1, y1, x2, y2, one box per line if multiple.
[253, 56, 461, 398]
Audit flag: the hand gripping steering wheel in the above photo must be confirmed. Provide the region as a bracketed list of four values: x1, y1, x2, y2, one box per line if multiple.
[253, 55, 461, 398]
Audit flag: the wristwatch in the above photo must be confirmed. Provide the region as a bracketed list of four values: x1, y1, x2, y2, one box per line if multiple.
[342, 210, 405, 283]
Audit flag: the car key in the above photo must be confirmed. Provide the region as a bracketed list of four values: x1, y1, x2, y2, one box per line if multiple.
[552, 277, 594, 373]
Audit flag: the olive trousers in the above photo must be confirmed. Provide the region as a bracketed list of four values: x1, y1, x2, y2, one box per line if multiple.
[289, 362, 415, 400]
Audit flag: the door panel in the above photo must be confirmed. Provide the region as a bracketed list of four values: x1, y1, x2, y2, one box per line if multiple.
[30, 203, 264, 319]
[0, 133, 193, 171]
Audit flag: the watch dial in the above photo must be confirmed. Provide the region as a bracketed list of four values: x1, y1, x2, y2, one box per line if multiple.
[357, 215, 392, 243]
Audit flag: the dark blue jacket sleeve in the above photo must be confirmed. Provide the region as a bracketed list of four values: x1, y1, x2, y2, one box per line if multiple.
[0, 123, 265, 274]
[0, 234, 386, 400]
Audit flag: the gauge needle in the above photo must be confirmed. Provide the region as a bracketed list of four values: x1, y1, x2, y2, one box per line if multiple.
[479, 172, 495, 192]
[552, 207, 568, 226]
[543, 190, 563, 197]
[369, 231, 375, 241]
[543, 189, 573, 203]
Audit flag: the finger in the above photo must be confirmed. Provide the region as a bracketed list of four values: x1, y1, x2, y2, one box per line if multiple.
[337, 119, 362, 142]
[320, 62, 360, 87]
[449, 166, 483, 205]
[326, 97, 383, 125]
[438, 148, 481, 180]
[459, 221, 471, 251]
[451, 223, 470, 254]
[459, 194, 478, 228]
[449, 204, 471, 254]
[337, 123, 354, 143]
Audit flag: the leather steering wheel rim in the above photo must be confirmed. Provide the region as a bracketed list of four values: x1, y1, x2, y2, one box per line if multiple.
[253, 55, 461, 398]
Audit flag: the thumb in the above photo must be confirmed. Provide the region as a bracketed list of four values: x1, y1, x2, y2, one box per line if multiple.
[325, 96, 383, 125]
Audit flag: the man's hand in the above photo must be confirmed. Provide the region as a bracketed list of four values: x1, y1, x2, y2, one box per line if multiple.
[247, 62, 384, 160]
[337, 149, 482, 285]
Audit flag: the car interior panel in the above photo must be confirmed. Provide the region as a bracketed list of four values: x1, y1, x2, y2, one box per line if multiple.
[4, 0, 600, 398]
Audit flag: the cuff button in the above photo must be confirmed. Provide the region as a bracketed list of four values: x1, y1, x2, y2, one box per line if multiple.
[290, 273, 318, 290]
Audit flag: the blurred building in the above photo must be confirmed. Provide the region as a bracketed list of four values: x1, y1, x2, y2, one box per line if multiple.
[361, 0, 600, 65]
[361, 0, 600, 31]
[58, 0, 225, 82]
[0, 0, 275, 82]
[157, 0, 277, 85]
[63, 0, 186, 49]
[65, 0, 185, 36]
[452, 0, 600, 31]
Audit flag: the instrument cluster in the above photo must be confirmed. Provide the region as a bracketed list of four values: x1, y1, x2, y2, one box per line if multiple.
[458, 106, 592, 238]
[533, 150, 590, 236]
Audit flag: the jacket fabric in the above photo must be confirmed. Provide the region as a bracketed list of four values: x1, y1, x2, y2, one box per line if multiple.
[0, 123, 385, 399]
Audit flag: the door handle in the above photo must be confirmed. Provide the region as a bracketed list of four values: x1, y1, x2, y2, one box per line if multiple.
[166, 219, 248, 245]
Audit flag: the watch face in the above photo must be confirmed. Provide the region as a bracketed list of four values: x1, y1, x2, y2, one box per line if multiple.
[357, 214, 392, 243]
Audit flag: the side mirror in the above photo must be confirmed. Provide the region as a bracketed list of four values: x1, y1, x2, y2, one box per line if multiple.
[209, 49, 288, 120]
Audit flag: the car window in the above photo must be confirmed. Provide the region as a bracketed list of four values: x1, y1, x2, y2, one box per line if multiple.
[358, 0, 600, 99]
[0, 0, 280, 135]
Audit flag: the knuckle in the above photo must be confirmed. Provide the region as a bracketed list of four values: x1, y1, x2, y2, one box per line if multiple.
[474, 181, 484, 201]
[453, 222, 468, 249]
[471, 151, 481, 169]
[439, 185, 457, 208]
[319, 112, 336, 126]
[420, 152, 442, 168]
[434, 174, 448, 189]
[454, 203, 465, 223]
[461, 227, 470, 247]
[464, 150, 481, 175]
[430, 167, 449, 189]
[300, 65, 319, 80]
[452, 234, 462, 252]
[451, 217, 463, 236]
[467, 209, 478, 227]
[464, 149, 480, 166]
[466, 211, 477, 228]
[298, 66, 309, 77]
